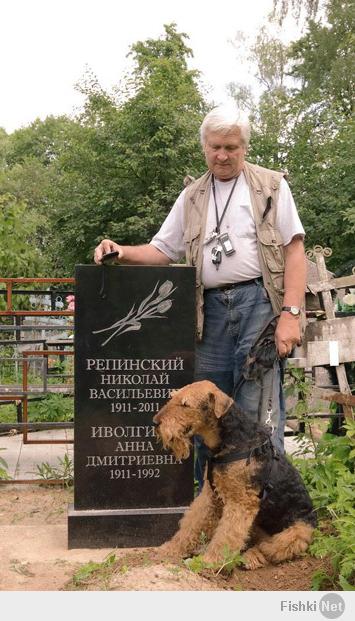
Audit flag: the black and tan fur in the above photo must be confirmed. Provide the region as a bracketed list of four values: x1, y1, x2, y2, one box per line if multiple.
[153, 380, 316, 569]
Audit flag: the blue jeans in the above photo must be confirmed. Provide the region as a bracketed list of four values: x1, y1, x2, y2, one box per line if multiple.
[194, 279, 285, 492]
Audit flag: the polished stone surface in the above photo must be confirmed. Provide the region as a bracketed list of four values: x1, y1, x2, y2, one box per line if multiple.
[69, 265, 196, 547]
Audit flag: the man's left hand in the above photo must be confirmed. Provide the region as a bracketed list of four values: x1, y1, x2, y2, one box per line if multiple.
[275, 313, 301, 358]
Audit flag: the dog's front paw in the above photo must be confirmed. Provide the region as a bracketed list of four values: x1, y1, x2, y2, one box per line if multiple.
[156, 541, 183, 562]
[201, 552, 221, 567]
[243, 547, 267, 570]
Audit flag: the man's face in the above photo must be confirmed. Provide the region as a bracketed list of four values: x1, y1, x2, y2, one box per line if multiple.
[203, 130, 246, 181]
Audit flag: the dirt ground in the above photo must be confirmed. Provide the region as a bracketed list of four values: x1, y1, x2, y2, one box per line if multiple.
[0, 485, 331, 592]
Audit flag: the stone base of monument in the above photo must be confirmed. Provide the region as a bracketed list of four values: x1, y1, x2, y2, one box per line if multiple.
[68, 504, 187, 549]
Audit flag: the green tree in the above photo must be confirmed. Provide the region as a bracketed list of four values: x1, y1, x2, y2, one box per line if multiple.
[230, 1, 354, 272]
[0, 128, 9, 169]
[272, 0, 322, 23]
[49, 23, 207, 274]
[6, 115, 77, 167]
[0, 116, 79, 274]
[0, 193, 46, 277]
[289, 0, 354, 116]
[285, 0, 355, 269]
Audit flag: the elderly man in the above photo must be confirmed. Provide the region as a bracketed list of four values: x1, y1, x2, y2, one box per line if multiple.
[94, 104, 306, 489]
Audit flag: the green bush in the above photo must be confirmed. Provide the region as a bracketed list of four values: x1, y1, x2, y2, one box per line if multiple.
[292, 418, 355, 590]
[29, 393, 73, 422]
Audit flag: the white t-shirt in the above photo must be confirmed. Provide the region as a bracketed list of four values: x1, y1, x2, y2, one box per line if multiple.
[151, 172, 305, 288]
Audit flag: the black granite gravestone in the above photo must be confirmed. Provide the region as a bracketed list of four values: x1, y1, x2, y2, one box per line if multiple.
[68, 265, 196, 548]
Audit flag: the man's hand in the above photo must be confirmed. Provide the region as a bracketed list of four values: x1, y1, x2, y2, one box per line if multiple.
[275, 313, 301, 358]
[94, 239, 122, 264]
[93, 239, 171, 266]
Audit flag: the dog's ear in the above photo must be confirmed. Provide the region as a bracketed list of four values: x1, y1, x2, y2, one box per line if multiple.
[200, 391, 215, 413]
[212, 386, 234, 418]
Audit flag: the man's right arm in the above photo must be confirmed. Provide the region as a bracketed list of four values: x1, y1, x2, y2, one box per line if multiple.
[94, 187, 186, 266]
[94, 239, 171, 266]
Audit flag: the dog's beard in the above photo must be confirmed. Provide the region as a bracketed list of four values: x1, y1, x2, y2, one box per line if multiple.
[158, 434, 191, 461]
[169, 436, 191, 460]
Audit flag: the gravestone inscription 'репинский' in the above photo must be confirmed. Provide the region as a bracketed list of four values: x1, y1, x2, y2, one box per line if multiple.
[68, 265, 196, 548]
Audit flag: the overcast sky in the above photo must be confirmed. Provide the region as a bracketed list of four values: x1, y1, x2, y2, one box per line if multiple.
[0, 0, 301, 133]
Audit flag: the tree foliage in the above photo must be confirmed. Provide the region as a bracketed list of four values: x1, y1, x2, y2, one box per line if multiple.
[232, 0, 354, 272]
[272, 0, 322, 23]
[0, 116, 78, 274]
[38, 23, 207, 274]
[286, 0, 354, 270]
[1, 13, 353, 276]
[0, 193, 46, 277]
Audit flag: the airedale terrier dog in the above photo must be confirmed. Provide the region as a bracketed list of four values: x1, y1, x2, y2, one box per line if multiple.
[153, 380, 316, 569]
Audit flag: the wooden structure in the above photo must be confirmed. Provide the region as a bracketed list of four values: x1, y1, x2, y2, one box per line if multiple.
[290, 246, 355, 419]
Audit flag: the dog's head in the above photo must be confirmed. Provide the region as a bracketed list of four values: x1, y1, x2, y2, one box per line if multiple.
[153, 380, 234, 460]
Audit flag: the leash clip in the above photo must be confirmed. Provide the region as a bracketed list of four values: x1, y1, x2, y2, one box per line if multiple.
[265, 404, 273, 426]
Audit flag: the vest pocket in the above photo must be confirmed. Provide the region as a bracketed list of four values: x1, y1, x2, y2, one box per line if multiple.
[183, 224, 201, 265]
[258, 228, 285, 291]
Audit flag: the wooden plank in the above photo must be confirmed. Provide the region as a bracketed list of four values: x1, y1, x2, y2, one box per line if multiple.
[312, 387, 355, 407]
[0, 384, 74, 395]
[307, 340, 355, 366]
[335, 365, 354, 415]
[307, 274, 355, 294]
[305, 316, 355, 343]
[315, 253, 335, 318]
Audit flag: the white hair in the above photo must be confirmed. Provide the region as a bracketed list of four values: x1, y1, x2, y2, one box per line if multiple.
[200, 104, 251, 147]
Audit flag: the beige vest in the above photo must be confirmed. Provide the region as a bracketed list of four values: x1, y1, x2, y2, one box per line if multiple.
[183, 161, 286, 340]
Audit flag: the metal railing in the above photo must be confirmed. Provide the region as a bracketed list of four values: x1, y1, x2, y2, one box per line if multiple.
[0, 278, 75, 480]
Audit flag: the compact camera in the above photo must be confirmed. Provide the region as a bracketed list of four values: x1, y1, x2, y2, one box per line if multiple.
[219, 233, 235, 256]
[211, 246, 222, 266]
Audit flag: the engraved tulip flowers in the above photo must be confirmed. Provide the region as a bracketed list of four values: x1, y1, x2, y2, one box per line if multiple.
[92, 280, 177, 346]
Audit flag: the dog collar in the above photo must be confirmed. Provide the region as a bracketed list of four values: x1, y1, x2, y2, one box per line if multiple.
[212, 438, 271, 466]
[206, 438, 277, 490]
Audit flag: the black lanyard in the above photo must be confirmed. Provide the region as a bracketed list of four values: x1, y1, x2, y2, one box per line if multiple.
[211, 174, 239, 234]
